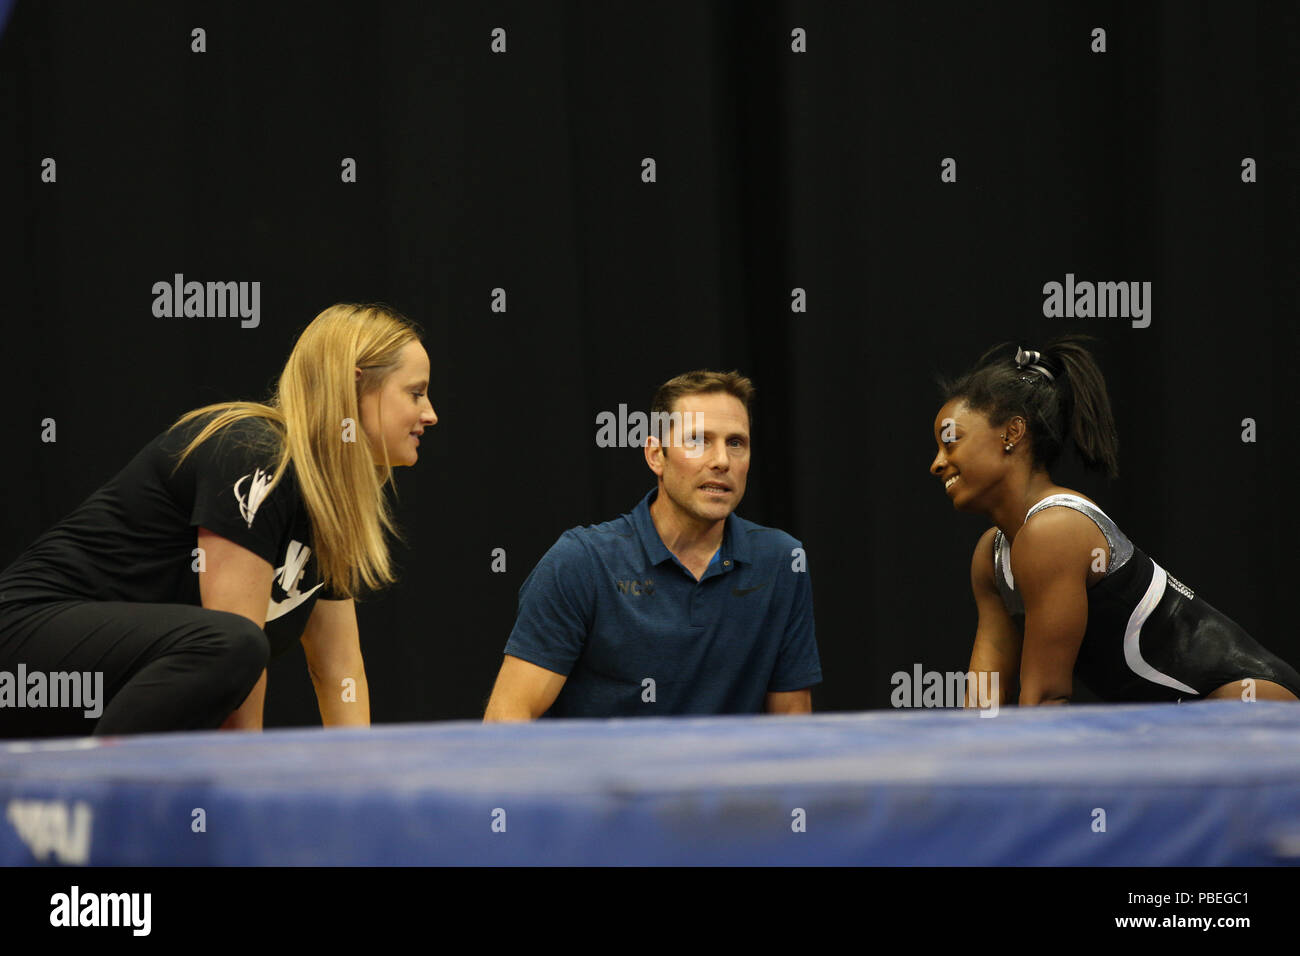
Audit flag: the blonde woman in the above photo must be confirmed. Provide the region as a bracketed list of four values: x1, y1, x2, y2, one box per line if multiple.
[0, 304, 437, 737]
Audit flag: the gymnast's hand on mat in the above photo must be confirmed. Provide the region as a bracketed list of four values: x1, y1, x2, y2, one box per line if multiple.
[968, 528, 1020, 708]
[301, 597, 370, 726]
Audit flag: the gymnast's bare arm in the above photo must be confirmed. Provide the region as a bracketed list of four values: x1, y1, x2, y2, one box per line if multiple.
[1010, 511, 1093, 706]
[301, 597, 370, 727]
[483, 655, 567, 721]
[967, 526, 1022, 708]
[197, 526, 273, 730]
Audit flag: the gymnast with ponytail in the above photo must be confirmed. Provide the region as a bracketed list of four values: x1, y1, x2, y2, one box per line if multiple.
[929, 334, 1299, 706]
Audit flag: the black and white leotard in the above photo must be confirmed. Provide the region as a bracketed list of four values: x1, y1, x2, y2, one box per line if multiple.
[992, 494, 1300, 702]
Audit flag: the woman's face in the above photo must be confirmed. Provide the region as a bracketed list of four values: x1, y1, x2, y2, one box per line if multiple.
[358, 341, 437, 467]
[929, 398, 1014, 512]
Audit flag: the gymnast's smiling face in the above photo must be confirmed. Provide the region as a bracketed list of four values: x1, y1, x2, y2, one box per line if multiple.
[929, 398, 1016, 513]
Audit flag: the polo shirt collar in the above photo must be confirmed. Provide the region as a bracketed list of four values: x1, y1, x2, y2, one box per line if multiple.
[632, 486, 752, 568]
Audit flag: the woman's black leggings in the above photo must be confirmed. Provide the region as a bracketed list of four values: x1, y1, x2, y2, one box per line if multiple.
[0, 598, 268, 738]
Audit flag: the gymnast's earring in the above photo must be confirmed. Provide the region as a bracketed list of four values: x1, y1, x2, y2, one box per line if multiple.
[1001, 434, 1013, 453]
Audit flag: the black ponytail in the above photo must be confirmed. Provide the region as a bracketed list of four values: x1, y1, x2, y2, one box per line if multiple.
[937, 334, 1120, 479]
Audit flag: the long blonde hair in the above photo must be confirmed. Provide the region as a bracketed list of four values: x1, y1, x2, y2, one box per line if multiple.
[169, 303, 421, 599]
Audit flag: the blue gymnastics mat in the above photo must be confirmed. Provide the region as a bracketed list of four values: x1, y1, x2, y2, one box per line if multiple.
[2, 702, 1299, 865]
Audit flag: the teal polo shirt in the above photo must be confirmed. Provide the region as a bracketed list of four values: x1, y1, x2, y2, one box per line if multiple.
[503, 487, 822, 716]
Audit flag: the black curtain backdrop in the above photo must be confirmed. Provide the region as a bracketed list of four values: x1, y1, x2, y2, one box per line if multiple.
[1, 1, 1295, 726]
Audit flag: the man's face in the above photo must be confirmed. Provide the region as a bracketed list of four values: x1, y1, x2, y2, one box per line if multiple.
[646, 391, 751, 524]
[358, 341, 437, 467]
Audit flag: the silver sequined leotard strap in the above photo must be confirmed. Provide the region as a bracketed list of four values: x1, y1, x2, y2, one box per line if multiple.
[992, 493, 1135, 618]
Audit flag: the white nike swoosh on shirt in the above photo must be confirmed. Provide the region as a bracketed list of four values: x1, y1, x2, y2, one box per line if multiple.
[265, 582, 324, 622]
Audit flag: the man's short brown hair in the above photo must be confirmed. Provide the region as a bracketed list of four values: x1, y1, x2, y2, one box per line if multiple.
[650, 369, 755, 445]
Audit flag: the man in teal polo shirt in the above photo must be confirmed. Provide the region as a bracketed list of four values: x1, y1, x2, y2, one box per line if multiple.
[484, 370, 822, 720]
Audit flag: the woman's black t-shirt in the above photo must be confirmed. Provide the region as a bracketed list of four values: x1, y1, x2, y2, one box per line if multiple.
[0, 413, 342, 658]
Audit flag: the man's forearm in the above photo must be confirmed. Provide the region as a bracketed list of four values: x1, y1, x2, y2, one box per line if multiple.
[482, 698, 535, 722]
[765, 689, 813, 714]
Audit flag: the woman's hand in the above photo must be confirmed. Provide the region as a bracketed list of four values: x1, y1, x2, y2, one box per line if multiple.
[219, 670, 267, 729]
[301, 598, 370, 726]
